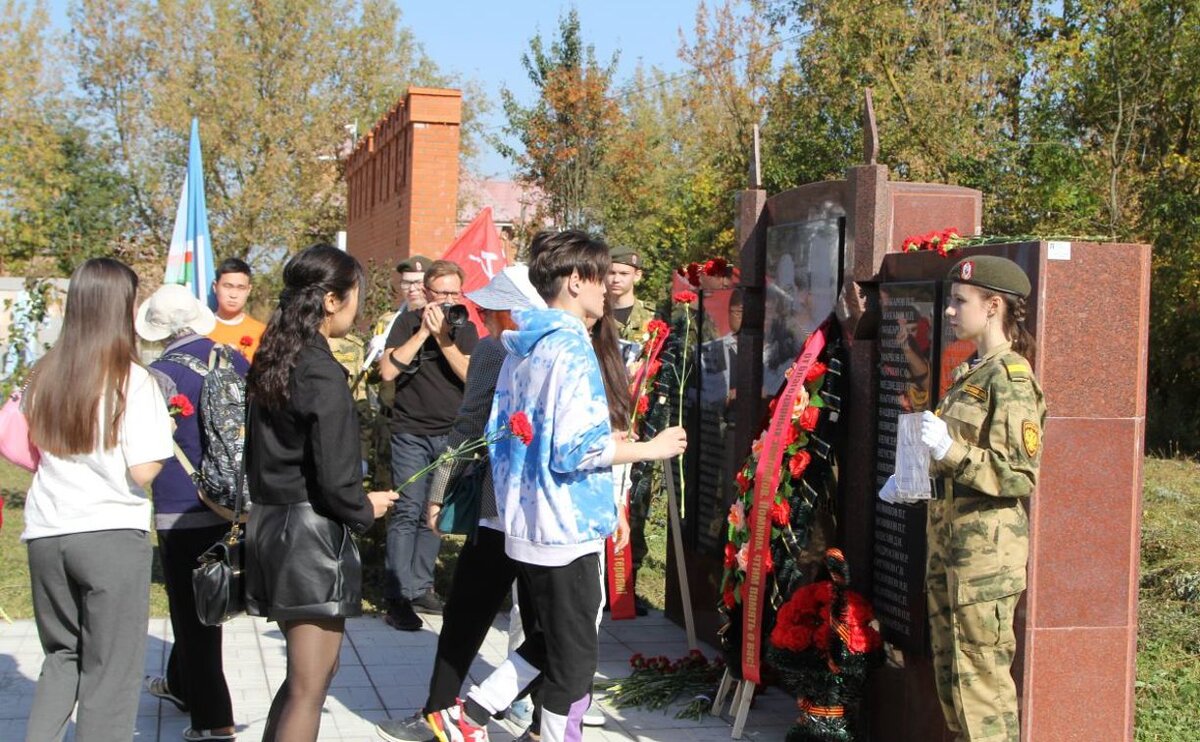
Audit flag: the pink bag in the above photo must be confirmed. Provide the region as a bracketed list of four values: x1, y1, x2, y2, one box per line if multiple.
[0, 390, 40, 472]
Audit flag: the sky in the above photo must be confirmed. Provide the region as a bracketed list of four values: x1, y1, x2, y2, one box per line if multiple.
[45, 0, 706, 179]
[400, 0, 701, 177]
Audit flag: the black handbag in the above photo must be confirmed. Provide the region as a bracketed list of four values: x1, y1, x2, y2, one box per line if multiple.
[436, 456, 486, 537]
[193, 460, 247, 626]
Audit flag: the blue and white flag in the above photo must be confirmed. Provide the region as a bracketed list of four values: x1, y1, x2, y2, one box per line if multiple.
[164, 118, 216, 309]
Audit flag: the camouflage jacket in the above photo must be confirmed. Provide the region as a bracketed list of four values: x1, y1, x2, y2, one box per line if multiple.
[616, 299, 657, 343]
[928, 342, 1046, 597]
[328, 334, 367, 401]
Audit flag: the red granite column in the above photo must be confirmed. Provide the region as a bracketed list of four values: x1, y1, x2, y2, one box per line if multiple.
[1021, 241, 1149, 742]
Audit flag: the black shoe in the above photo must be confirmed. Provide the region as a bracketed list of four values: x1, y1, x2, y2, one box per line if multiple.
[410, 590, 444, 615]
[634, 595, 652, 617]
[384, 600, 422, 631]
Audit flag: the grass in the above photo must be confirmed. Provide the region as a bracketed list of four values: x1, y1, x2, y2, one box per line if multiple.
[5, 457, 1199, 737]
[1135, 458, 1200, 741]
[0, 460, 171, 621]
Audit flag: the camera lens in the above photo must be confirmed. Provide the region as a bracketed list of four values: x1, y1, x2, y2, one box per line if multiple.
[442, 303, 469, 328]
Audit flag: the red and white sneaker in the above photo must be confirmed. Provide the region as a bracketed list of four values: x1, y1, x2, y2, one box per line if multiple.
[426, 699, 489, 742]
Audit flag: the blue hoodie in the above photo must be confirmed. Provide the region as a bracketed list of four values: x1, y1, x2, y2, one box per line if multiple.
[487, 308, 617, 567]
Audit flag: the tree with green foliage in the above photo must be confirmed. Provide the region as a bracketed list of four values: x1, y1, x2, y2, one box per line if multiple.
[70, 0, 464, 270]
[498, 8, 621, 230]
[0, 1, 131, 274]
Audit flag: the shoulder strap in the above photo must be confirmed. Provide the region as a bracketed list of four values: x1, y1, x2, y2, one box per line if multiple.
[160, 352, 210, 378]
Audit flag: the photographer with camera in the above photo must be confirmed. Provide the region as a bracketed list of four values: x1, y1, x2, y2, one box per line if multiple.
[380, 259, 478, 630]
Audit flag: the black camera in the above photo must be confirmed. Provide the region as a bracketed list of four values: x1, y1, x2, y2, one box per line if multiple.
[442, 303, 469, 328]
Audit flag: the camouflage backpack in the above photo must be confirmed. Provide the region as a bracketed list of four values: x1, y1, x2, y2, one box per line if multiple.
[160, 344, 248, 521]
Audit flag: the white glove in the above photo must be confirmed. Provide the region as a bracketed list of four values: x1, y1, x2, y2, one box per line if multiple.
[920, 410, 953, 461]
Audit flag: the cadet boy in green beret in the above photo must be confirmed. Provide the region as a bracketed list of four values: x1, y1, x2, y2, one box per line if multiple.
[606, 246, 657, 343]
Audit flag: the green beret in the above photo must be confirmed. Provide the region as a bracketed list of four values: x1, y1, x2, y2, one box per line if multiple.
[609, 246, 642, 268]
[396, 254, 434, 273]
[947, 255, 1031, 298]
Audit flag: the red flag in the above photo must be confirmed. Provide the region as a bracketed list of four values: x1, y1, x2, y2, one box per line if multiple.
[441, 207, 507, 336]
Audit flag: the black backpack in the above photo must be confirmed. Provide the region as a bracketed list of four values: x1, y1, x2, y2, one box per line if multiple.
[161, 345, 248, 521]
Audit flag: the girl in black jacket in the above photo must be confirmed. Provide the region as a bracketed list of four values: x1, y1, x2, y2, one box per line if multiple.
[245, 244, 398, 741]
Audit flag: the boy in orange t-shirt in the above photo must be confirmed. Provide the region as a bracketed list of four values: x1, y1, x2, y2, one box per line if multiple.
[207, 257, 265, 361]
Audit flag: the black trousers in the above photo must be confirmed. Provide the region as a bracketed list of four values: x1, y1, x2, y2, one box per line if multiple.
[513, 553, 602, 717]
[158, 524, 235, 730]
[425, 526, 519, 713]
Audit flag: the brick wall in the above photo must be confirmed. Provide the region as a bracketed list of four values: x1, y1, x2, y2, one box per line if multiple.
[345, 88, 461, 280]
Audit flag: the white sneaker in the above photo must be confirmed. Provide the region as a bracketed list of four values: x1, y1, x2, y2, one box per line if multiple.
[581, 706, 605, 727]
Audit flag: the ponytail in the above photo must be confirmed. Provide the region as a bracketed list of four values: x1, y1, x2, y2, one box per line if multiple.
[1002, 294, 1037, 368]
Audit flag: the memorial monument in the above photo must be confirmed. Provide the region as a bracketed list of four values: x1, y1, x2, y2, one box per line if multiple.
[668, 94, 1147, 741]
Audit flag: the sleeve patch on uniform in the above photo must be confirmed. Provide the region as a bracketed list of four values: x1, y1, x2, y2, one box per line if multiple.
[1005, 362, 1031, 378]
[1022, 420, 1041, 457]
[963, 383, 988, 403]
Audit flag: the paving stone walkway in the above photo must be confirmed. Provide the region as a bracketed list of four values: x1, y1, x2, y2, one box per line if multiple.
[0, 609, 797, 741]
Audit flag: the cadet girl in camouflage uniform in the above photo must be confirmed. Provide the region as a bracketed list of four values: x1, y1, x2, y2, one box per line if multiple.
[880, 255, 1046, 742]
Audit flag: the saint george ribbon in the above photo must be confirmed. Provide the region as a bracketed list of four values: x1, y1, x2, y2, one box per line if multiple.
[741, 321, 828, 683]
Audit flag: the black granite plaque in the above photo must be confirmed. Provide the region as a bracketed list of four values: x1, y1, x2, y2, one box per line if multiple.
[763, 218, 841, 397]
[873, 281, 939, 652]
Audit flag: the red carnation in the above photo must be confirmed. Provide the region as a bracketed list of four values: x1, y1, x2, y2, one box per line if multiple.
[509, 412, 534, 445]
[168, 394, 195, 417]
[845, 625, 882, 654]
[703, 257, 730, 277]
[735, 469, 752, 493]
[647, 359, 662, 377]
[771, 498, 791, 527]
[788, 450, 812, 479]
[646, 319, 670, 339]
[685, 262, 702, 287]
[804, 362, 827, 383]
[636, 395, 650, 415]
[673, 290, 698, 304]
[724, 542, 737, 568]
[723, 588, 737, 609]
[239, 335, 253, 348]
[799, 405, 820, 432]
[813, 624, 832, 652]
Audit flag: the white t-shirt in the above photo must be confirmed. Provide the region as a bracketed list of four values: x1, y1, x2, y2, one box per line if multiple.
[22, 364, 174, 541]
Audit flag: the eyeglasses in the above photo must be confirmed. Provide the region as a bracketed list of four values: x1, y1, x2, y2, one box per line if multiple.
[399, 280, 422, 290]
[428, 290, 462, 301]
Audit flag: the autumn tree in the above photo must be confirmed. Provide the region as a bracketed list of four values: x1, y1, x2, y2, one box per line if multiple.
[0, 1, 129, 273]
[499, 8, 621, 230]
[71, 0, 461, 268]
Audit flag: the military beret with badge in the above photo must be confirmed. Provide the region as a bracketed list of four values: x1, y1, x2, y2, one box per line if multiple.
[609, 246, 642, 269]
[947, 255, 1031, 298]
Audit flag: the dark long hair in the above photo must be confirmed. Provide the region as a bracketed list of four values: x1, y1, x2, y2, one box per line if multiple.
[248, 244, 364, 409]
[27, 258, 139, 456]
[592, 304, 632, 431]
[983, 290, 1037, 367]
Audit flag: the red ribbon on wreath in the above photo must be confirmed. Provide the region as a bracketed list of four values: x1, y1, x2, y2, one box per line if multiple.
[741, 321, 829, 683]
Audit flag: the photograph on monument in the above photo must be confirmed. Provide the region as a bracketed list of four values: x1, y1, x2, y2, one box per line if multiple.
[762, 218, 841, 397]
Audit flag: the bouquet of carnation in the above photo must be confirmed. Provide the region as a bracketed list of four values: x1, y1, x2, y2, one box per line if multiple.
[767, 549, 883, 742]
[598, 649, 726, 720]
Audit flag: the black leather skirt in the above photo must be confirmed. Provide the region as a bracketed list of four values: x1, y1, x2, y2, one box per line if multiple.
[245, 502, 363, 621]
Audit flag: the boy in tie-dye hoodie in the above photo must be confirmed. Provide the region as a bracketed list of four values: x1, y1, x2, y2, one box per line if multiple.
[428, 231, 686, 742]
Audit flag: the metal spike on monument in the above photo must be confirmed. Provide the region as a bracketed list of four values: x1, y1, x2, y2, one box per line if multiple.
[863, 87, 879, 165]
[164, 118, 216, 309]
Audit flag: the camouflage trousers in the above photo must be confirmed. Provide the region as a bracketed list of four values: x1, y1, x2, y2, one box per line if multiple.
[627, 460, 658, 574]
[927, 555, 1021, 742]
